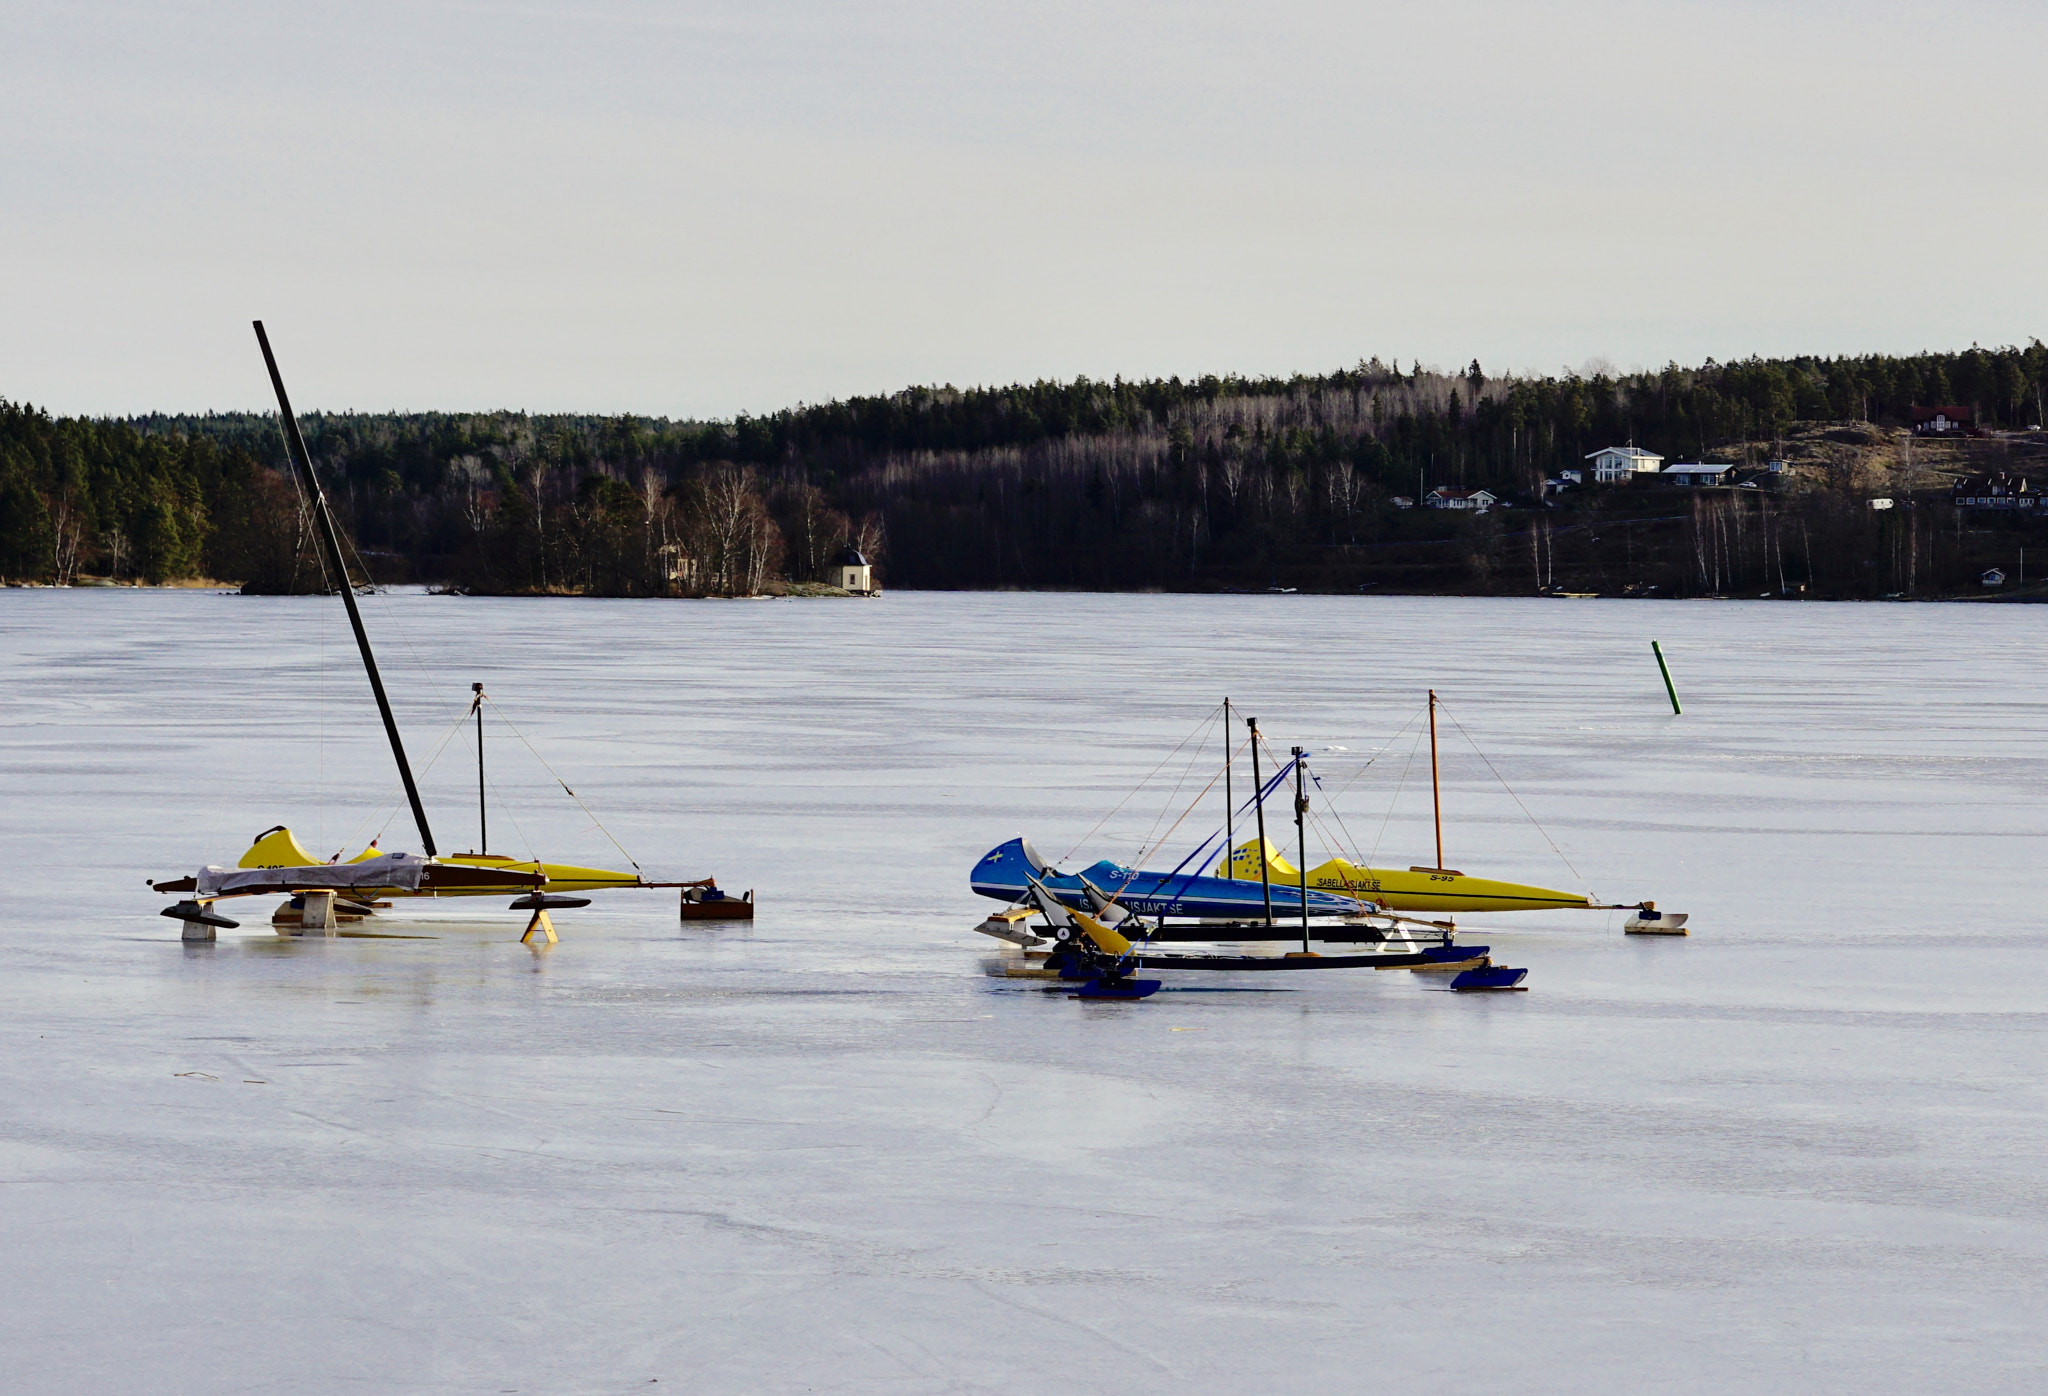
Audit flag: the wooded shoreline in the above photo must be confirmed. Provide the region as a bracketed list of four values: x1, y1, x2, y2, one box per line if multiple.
[5, 344, 2044, 600]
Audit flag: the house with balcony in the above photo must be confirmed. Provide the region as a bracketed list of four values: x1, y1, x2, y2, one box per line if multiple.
[1586, 446, 1665, 483]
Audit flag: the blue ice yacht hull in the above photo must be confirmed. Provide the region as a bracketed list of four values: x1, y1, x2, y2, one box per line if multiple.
[971, 837, 1367, 921]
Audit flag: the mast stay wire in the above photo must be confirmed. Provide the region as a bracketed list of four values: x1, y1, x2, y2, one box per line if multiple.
[1319, 706, 1425, 804]
[1097, 741, 1289, 919]
[1368, 723, 1429, 868]
[1130, 707, 1231, 864]
[483, 696, 644, 873]
[280, 411, 463, 785]
[333, 696, 485, 859]
[363, 718, 544, 867]
[274, 448, 338, 858]
[274, 409, 635, 873]
[1128, 736, 1240, 873]
[1057, 701, 1224, 867]
[1434, 699, 1587, 886]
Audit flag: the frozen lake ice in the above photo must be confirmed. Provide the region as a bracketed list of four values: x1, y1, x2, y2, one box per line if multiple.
[3, 587, 2045, 1393]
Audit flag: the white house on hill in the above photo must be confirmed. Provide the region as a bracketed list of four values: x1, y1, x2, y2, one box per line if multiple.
[1586, 446, 1664, 483]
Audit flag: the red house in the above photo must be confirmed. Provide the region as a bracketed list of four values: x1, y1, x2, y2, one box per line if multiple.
[1912, 406, 1976, 436]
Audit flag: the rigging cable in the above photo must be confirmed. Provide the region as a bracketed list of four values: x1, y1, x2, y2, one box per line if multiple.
[336, 696, 483, 857]
[1057, 701, 1223, 867]
[280, 421, 627, 872]
[1367, 721, 1430, 868]
[1320, 704, 1425, 804]
[1130, 705, 1227, 864]
[1435, 699, 1587, 886]
[483, 695, 643, 873]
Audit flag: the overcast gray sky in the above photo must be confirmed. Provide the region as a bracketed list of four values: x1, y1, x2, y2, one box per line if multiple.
[4, 0, 2043, 416]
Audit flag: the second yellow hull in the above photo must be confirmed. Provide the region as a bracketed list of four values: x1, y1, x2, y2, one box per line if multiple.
[238, 827, 643, 897]
[1216, 840, 1590, 914]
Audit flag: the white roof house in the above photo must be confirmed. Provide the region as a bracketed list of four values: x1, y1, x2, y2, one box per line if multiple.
[1424, 487, 1499, 511]
[1586, 446, 1664, 483]
[1663, 463, 1734, 486]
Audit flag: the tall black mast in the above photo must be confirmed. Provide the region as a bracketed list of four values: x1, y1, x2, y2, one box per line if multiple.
[254, 321, 438, 857]
[1293, 746, 1310, 954]
[472, 682, 486, 854]
[1248, 717, 1273, 928]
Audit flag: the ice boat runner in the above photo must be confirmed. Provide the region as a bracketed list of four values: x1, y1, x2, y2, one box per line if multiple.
[973, 708, 1534, 993]
[1012, 878, 1523, 996]
[970, 695, 1670, 953]
[152, 323, 747, 940]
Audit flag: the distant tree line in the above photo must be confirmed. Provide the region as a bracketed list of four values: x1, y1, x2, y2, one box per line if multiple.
[3, 343, 2044, 597]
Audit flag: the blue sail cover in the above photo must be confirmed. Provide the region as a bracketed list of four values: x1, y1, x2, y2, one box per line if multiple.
[971, 837, 1367, 920]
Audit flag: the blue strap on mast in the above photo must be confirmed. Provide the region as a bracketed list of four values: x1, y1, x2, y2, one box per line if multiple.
[1159, 755, 1301, 903]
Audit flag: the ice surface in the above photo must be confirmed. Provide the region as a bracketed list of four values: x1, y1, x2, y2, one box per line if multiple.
[2, 588, 2046, 1393]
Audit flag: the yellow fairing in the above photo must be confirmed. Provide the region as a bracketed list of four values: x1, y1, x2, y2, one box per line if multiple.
[1215, 839, 1590, 913]
[433, 853, 643, 895]
[237, 827, 640, 896]
[1070, 905, 1134, 958]
[239, 827, 322, 869]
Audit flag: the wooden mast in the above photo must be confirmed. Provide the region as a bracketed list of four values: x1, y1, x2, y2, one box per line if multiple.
[254, 321, 437, 858]
[1428, 689, 1442, 871]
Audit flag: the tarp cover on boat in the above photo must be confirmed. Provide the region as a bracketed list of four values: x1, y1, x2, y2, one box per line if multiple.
[971, 837, 1368, 919]
[197, 853, 431, 898]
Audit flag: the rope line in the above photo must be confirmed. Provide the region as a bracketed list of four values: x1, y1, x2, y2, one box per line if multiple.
[1369, 722, 1429, 867]
[1057, 702, 1223, 866]
[330, 696, 477, 858]
[1131, 706, 1227, 862]
[483, 696, 643, 873]
[1436, 700, 1587, 886]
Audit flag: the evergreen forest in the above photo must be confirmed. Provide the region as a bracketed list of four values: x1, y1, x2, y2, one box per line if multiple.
[4, 343, 2046, 599]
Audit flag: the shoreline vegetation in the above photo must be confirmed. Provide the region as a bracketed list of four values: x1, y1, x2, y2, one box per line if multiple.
[5, 344, 2046, 601]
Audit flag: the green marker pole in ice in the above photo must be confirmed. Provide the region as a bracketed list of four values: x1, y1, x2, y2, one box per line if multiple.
[1652, 640, 1682, 715]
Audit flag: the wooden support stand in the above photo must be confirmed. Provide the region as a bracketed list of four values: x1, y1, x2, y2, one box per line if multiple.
[521, 907, 557, 944]
[286, 889, 338, 937]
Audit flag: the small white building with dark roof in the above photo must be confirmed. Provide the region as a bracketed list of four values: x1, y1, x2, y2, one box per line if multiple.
[834, 548, 874, 594]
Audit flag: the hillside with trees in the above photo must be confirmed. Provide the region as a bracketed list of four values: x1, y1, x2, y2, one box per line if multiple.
[4, 343, 2046, 599]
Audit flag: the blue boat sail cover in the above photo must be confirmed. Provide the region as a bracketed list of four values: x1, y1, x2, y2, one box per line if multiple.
[970, 837, 1367, 920]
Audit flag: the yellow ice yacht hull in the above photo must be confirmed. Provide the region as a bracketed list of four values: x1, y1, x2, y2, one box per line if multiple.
[238, 826, 642, 896]
[1215, 840, 1590, 914]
